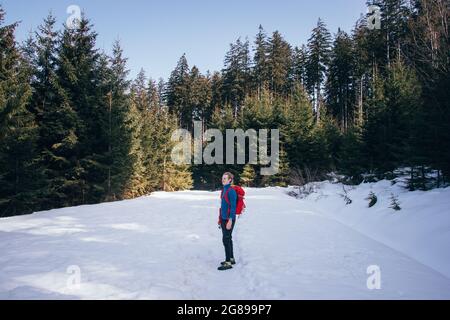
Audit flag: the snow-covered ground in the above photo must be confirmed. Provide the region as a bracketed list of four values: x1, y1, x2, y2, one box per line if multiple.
[0, 181, 449, 299]
[288, 179, 450, 281]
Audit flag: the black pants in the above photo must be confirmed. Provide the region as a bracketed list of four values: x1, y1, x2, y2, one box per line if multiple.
[221, 219, 236, 262]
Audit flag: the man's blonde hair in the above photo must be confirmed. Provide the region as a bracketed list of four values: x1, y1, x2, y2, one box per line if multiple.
[223, 172, 234, 183]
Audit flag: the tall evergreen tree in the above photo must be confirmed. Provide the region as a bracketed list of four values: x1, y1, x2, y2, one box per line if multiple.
[147, 77, 160, 110]
[209, 71, 223, 115]
[56, 15, 110, 204]
[252, 25, 270, 97]
[103, 41, 137, 200]
[267, 31, 292, 96]
[283, 84, 321, 174]
[221, 38, 251, 116]
[363, 59, 422, 174]
[351, 18, 372, 127]
[290, 45, 308, 90]
[407, 0, 450, 185]
[165, 54, 190, 128]
[368, 0, 412, 67]
[28, 13, 83, 209]
[306, 18, 332, 120]
[188, 66, 212, 129]
[0, 7, 40, 216]
[128, 69, 154, 195]
[157, 77, 166, 108]
[326, 29, 355, 131]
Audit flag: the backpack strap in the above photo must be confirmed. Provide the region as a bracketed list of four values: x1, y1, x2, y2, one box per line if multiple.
[222, 187, 232, 218]
[223, 188, 231, 205]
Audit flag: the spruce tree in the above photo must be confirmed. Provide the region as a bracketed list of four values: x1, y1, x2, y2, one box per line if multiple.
[252, 25, 270, 97]
[306, 18, 332, 120]
[240, 164, 256, 187]
[282, 84, 316, 172]
[326, 29, 355, 131]
[0, 7, 40, 216]
[336, 126, 364, 183]
[408, 0, 450, 185]
[221, 38, 251, 116]
[165, 54, 190, 128]
[188, 66, 212, 128]
[103, 40, 136, 201]
[29, 13, 82, 209]
[267, 31, 292, 96]
[128, 69, 153, 196]
[56, 15, 108, 205]
[290, 45, 307, 90]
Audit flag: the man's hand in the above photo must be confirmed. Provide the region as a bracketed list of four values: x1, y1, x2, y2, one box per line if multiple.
[226, 219, 232, 230]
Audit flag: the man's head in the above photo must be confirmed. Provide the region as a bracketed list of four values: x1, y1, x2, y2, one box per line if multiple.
[222, 172, 234, 186]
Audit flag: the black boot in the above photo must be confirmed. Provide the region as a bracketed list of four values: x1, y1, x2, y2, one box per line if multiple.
[218, 261, 233, 271]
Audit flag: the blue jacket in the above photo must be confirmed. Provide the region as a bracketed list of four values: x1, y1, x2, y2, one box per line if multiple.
[221, 184, 237, 220]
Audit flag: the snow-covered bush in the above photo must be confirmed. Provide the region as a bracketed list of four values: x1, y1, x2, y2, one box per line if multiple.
[338, 185, 352, 205]
[365, 191, 378, 208]
[389, 193, 401, 211]
[287, 182, 320, 199]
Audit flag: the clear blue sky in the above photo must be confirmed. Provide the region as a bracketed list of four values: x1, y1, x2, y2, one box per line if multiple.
[2, 0, 368, 81]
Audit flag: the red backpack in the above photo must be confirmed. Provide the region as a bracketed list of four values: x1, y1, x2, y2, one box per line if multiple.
[219, 185, 246, 223]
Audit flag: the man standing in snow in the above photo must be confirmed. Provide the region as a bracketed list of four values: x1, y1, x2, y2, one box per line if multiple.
[217, 172, 237, 271]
